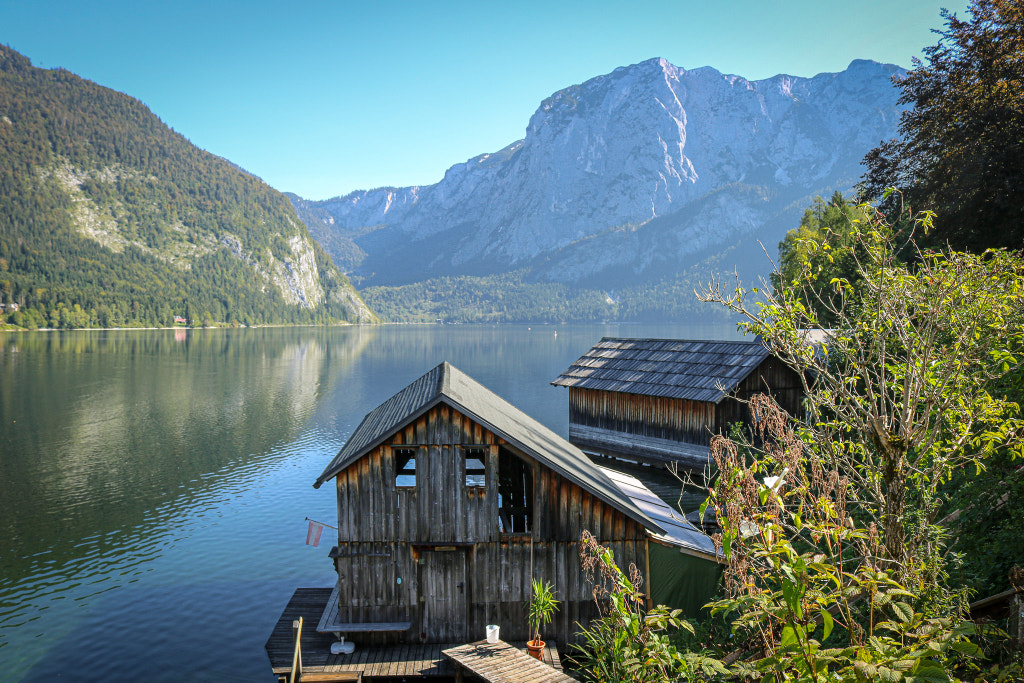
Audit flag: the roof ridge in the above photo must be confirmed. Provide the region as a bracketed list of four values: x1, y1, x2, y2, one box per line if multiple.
[599, 336, 764, 344]
[438, 360, 451, 397]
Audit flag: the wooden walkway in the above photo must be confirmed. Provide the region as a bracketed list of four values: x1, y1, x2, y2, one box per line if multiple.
[266, 588, 565, 681]
[443, 640, 577, 682]
[318, 583, 411, 634]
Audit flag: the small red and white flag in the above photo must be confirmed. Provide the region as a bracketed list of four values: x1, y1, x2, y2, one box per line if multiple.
[306, 520, 324, 547]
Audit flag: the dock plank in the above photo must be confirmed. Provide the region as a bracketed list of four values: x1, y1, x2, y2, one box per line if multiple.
[268, 589, 570, 681]
[267, 589, 457, 679]
[443, 640, 577, 683]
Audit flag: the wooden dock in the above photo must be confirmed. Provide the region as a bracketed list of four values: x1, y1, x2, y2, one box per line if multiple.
[266, 588, 566, 681]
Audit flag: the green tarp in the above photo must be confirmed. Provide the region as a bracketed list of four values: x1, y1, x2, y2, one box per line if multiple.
[648, 542, 723, 616]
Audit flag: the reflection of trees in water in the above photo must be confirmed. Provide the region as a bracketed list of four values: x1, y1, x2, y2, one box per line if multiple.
[0, 327, 375, 582]
[0, 325, 376, 357]
[0, 322, 728, 587]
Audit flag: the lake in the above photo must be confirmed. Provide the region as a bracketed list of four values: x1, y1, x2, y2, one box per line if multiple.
[0, 323, 739, 681]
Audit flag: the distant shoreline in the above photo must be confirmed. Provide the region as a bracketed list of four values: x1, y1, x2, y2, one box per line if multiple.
[0, 320, 661, 332]
[0, 322, 359, 332]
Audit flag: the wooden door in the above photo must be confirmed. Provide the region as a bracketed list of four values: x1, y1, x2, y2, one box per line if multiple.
[419, 548, 468, 642]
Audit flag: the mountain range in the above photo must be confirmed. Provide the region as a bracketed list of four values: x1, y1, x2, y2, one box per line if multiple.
[292, 57, 904, 322]
[0, 45, 905, 327]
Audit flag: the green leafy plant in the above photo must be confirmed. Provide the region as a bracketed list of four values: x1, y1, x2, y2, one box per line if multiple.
[689, 195, 1024, 679]
[527, 578, 560, 644]
[705, 394, 986, 681]
[572, 531, 726, 682]
[699, 199, 1024, 579]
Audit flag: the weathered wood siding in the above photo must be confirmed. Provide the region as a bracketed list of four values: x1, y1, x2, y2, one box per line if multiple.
[569, 387, 715, 446]
[716, 356, 804, 432]
[331, 403, 648, 646]
[566, 424, 711, 467]
[566, 356, 803, 465]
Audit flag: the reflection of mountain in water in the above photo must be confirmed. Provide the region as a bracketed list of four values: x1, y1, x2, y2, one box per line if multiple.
[0, 328, 373, 583]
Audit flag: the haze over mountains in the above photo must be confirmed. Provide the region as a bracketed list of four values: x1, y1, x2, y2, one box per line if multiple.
[292, 57, 904, 322]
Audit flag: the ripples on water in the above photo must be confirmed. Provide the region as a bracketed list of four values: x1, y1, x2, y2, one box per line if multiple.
[0, 324, 734, 681]
[2, 427, 342, 681]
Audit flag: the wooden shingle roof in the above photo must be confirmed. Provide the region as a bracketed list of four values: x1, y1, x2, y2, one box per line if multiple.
[313, 361, 665, 534]
[551, 337, 770, 404]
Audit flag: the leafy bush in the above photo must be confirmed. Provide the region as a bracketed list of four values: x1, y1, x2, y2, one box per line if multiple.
[572, 530, 726, 682]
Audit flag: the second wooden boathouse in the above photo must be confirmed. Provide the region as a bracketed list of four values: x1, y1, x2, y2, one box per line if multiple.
[311, 361, 672, 648]
[551, 337, 803, 468]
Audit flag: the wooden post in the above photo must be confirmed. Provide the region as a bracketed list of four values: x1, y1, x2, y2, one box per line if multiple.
[290, 617, 303, 683]
[643, 538, 653, 609]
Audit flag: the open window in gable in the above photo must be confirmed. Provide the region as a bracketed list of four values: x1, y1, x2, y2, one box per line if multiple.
[464, 446, 487, 487]
[394, 447, 417, 488]
[497, 446, 533, 533]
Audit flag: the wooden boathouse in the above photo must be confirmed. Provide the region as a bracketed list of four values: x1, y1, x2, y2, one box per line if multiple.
[309, 361, 666, 648]
[551, 337, 803, 468]
[266, 361, 724, 680]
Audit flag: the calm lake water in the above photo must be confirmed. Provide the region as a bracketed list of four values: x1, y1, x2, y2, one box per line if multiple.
[0, 323, 739, 681]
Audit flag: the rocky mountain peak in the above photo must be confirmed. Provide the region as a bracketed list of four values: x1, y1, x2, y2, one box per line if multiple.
[294, 57, 904, 304]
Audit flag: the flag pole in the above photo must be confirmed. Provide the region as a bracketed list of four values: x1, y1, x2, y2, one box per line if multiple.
[304, 516, 338, 530]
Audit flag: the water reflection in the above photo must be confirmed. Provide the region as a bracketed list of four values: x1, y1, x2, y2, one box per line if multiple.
[1, 329, 359, 572]
[0, 328, 371, 680]
[0, 323, 735, 681]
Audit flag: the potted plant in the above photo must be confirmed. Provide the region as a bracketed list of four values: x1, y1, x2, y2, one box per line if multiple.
[525, 578, 560, 659]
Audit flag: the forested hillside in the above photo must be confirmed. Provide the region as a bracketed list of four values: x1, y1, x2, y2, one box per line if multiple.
[0, 45, 375, 328]
[362, 267, 732, 323]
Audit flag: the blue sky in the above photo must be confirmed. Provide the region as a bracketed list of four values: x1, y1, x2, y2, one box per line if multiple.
[2, 0, 967, 200]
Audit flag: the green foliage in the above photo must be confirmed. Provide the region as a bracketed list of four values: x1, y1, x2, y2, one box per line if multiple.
[679, 197, 1024, 680]
[771, 192, 874, 326]
[269, 234, 291, 261]
[862, 0, 1024, 251]
[364, 271, 615, 323]
[705, 395, 990, 682]
[0, 45, 371, 328]
[362, 270, 730, 323]
[526, 578, 560, 643]
[572, 531, 725, 682]
[701, 204, 1024, 570]
[765, 191, 1024, 613]
[942, 360, 1024, 601]
[944, 445, 1024, 599]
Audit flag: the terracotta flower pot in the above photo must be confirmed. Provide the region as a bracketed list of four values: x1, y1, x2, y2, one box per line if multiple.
[526, 638, 545, 660]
